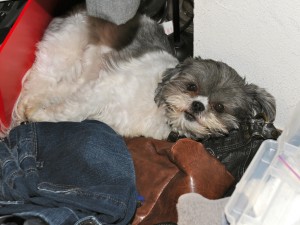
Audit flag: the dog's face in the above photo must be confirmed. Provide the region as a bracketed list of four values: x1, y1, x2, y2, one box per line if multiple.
[155, 57, 276, 139]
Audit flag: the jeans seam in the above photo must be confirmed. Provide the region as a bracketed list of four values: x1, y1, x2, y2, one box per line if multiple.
[24, 167, 37, 175]
[1, 157, 15, 169]
[75, 216, 103, 225]
[62, 206, 80, 220]
[19, 154, 35, 164]
[6, 170, 23, 188]
[38, 182, 127, 207]
[32, 123, 38, 159]
[0, 200, 24, 204]
[1, 121, 137, 224]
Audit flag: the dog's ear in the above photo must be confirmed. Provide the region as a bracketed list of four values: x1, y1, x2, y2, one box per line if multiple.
[245, 84, 276, 122]
[158, 56, 197, 82]
[154, 65, 182, 106]
[155, 57, 202, 106]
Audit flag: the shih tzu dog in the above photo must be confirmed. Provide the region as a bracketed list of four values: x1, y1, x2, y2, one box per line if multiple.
[11, 6, 276, 140]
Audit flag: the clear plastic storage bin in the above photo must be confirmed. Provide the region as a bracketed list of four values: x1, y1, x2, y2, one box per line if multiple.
[225, 102, 300, 225]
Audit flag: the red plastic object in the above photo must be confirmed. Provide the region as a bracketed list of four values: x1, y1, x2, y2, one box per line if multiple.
[0, 0, 58, 128]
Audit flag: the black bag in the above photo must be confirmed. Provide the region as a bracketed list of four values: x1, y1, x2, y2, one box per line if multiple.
[201, 115, 280, 195]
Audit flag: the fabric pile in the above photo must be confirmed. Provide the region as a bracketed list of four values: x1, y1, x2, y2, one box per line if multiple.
[0, 121, 137, 225]
[0, 1, 280, 224]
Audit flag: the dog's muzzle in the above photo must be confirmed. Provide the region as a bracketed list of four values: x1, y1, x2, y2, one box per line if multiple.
[184, 101, 205, 121]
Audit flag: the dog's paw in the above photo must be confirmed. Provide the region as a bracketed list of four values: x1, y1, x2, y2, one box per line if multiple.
[15, 96, 49, 122]
[24, 105, 46, 121]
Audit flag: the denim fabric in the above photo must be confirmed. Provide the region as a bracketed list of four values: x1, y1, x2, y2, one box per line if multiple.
[0, 121, 138, 225]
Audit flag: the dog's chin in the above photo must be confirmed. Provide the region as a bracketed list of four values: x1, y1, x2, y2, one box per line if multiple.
[168, 111, 239, 139]
[184, 111, 197, 121]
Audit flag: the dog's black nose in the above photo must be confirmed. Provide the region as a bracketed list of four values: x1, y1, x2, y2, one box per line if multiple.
[191, 101, 205, 113]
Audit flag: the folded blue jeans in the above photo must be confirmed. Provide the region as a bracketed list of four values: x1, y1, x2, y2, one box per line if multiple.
[0, 121, 138, 225]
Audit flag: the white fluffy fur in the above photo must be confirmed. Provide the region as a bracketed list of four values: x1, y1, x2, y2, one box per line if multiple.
[11, 10, 179, 139]
[8, 8, 276, 140]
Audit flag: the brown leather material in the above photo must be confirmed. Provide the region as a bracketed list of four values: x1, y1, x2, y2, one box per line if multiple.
[125, 137, 235, 225]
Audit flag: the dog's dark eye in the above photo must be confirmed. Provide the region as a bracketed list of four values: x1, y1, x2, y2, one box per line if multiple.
[214, 103, 225, 113]
[187, 83, 197, 92]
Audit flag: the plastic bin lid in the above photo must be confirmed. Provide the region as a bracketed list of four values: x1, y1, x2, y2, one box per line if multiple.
[225, 101, 300, 225]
